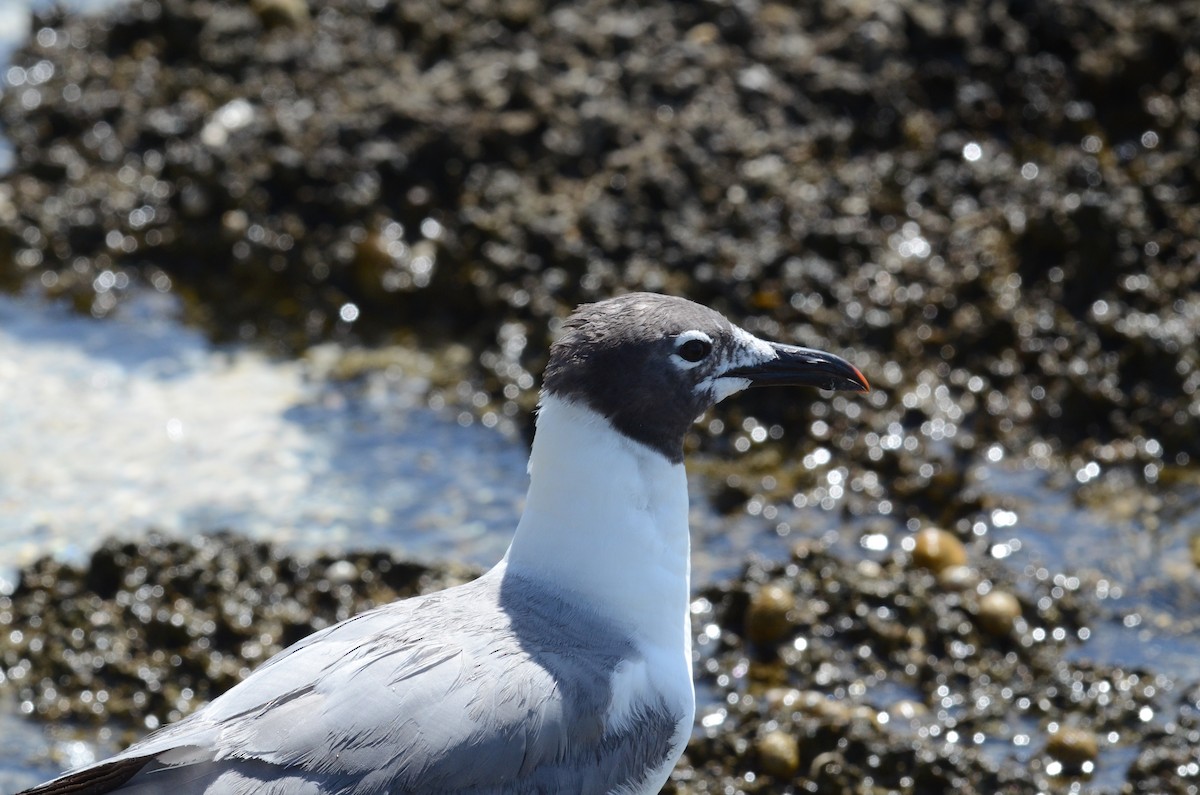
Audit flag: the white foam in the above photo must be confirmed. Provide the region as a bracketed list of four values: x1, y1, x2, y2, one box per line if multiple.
[0, 292, 526, 571]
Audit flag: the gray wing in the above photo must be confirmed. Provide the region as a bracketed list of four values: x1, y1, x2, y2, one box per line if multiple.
[21, 571, 681, 795]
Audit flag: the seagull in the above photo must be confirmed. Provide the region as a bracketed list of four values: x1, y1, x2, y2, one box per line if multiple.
[22, 293, 868, 795]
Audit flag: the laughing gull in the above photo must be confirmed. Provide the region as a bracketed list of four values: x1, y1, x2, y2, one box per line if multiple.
[22, 292, 868, 795]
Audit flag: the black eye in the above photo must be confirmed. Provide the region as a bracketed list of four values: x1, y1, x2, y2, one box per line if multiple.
[677, 338, 712, 362]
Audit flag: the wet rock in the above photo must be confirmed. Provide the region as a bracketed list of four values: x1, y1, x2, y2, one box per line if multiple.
[887, 699, 929, 723]
[1125, 685, 1200, 793]
[910, 527, 968, 574]
[0, 531, 476, 729]
[1045, 725, 1099, 766]
[0, 0, 1197, 480]
[976, 589, 1022, 636]
[250, 0, 309, 29]
[936, 563, 978, 591]
[745, 583, 795, 644]
[673, 535, 1133, 793]
[755, 728, 800, 778]
[0, 524, 1172, 795]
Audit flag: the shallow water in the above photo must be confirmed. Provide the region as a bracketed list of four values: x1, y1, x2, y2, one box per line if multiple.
[983, 465, 1200, 678]
[0, 291, 530, 577]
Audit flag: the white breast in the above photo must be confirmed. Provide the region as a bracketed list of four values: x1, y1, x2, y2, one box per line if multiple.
[604, 635, 696, 794]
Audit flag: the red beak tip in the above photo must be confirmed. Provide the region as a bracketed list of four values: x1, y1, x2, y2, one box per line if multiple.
[853, 365, 871, 393]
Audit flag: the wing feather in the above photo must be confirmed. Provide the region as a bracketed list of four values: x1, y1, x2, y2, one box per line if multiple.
[22, 570, 683, 794]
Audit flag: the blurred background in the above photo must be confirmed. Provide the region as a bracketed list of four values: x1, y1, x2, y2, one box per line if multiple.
[1, 0, 1198, 792]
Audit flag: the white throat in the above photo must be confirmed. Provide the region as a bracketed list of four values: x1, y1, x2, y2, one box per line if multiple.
[499, 393, 692, 648]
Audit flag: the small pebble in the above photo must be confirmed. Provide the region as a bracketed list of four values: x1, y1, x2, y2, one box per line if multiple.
[847, 705, 881, 728]
[745, 583, 795, 644]
[803, 694, 852, 726]
[756, 729, 800, 778]
[937, 564, 978, 590]
[685, 22, 720, 45]
[1046, 725, 1099, 765]
[325, 559, 360, 584]
[888, 699, 929, 722]
[910, 527, 967, 573]
[251, 0, 310, 28]
[764, 687, 803, 712]
[976, 589, 1022, 636]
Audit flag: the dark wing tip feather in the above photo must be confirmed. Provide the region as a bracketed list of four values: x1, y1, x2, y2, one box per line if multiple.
[17, 757, 149, 795]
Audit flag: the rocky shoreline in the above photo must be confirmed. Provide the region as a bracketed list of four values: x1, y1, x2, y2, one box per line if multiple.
[2, 0, 1199, 791]
[2, 0, 1197, 473]
[3, 528, 1197, 793]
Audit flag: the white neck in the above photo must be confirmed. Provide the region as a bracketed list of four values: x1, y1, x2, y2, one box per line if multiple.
[499, 394, 692, 650]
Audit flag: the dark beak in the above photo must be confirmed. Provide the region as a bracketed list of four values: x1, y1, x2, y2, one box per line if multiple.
[725, 343, 870, 393]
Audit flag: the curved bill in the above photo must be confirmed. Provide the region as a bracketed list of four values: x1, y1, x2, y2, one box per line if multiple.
[724, 342, 870, 393]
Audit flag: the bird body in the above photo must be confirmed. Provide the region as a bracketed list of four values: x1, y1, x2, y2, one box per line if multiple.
[53, 566, 680, 794]
[23, 293, 867, 795]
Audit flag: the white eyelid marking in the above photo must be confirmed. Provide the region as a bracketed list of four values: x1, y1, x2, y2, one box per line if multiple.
[675, 329, 714, 346]
[671, 329, 714, 369]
